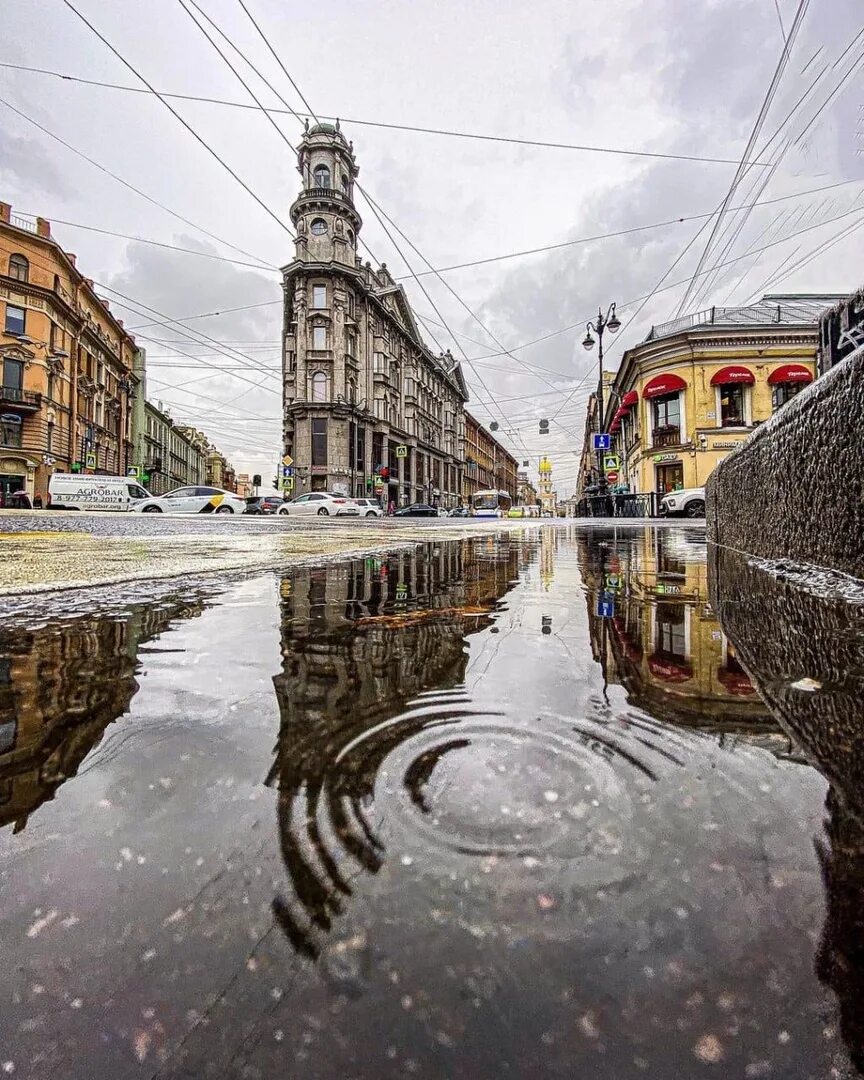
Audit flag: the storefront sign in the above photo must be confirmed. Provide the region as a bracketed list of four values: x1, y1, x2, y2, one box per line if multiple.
[712, 441, 739, 449]
[652, 453, 679, 463]
[655, 583, 682, 595]
[311, 465, 327, 474]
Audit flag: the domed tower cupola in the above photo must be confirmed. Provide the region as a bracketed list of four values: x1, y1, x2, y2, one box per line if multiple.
[290, 119, 362, 267]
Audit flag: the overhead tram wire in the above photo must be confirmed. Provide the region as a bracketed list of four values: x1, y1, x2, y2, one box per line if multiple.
[11, 216, 278, 271]
[0, 95, 275, 269]
[61, 0, 295, 240]
[673, 0, 810, 316]
[0, 61, 777, 169]
[689, 26, 864, 310]
[94, 281, 283, 385]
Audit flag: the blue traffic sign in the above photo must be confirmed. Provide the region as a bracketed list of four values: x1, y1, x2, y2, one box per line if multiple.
[592, 433, 611, 451]
[596, 595, 615, 618]
[282, 466, 294, 478]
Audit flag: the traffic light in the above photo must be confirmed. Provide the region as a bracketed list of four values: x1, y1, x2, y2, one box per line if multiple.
[539, 418, 550, 435]
[366, 477, 373, 492]
[252, 473, 262, 487]
[272, 476, 279, 489]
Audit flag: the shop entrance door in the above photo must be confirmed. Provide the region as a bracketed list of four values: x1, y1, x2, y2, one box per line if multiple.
[655, 462, 683, 494]
[0, 473, 26, 508]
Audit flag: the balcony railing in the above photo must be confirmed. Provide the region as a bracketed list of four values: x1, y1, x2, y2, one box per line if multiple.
[0, 386, 41, 410]
[652, 425, 681, 448]
[10, 214, 37, 233]
[296, 186, 354, 205]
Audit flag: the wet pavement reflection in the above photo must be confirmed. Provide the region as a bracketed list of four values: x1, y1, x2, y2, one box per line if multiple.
[0, 525, 860, 1078]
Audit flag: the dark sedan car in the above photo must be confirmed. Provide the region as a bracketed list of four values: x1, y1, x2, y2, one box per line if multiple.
[394, 503, 438, 518]
[244, 495, 285, 515]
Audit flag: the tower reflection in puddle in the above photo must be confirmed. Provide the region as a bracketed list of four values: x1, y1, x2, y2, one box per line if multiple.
[269, 538, 525, 959]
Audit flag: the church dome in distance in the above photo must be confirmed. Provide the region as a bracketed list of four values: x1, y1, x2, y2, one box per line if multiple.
[308, 122, 337, 135]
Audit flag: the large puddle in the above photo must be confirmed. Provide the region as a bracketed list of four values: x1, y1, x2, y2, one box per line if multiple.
[0, 524, 861, 1078]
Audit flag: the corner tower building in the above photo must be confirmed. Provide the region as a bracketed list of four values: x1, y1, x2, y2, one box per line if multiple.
[281, 123, 468, 507]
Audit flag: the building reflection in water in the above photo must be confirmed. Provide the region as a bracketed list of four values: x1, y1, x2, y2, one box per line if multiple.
[269, 537, 525, 959]
[576, 525, 783, 743]
[0, 596, 206, 833]
[710, 544, 864, 1074]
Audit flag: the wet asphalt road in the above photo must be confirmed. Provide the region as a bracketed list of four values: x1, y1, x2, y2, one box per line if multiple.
[0, 523, 861, 1079]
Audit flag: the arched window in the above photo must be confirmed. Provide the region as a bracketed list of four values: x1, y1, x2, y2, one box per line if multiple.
[311, 371, 328, 402]
[8, 254, 28, 283]
[346, 228, 354, 246]
[310, 218, 327, 236]
[313, 165, 331, 189]
[341, 173, 349, 193]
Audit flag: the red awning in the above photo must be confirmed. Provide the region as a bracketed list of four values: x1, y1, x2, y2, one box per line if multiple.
[717, 667, 756, 696]
[648, 655, 693, 682]
[610, 420, 621, 432]
[767, 363, 813, 385]
[613, 406, 628, 421]
[643, 373, 687, 399]
[621, 390, 639, 407]
[710, 365, 755, 386]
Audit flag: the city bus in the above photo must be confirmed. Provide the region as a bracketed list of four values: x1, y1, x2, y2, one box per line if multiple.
[471, 489, 513, 518]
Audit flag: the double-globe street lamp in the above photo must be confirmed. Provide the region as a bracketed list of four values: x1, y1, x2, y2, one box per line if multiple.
[582, 302, 621, 498]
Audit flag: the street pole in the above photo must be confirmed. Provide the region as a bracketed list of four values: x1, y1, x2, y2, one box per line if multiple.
[582, 302, 621, 501]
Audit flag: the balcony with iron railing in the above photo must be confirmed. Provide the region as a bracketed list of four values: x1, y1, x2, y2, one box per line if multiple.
[652, 425, 681, 448]
[0, 386, 41, 411]
[294, 186, 355, 207]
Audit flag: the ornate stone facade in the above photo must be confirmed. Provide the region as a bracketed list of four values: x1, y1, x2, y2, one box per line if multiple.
[281, 123, 467, 507]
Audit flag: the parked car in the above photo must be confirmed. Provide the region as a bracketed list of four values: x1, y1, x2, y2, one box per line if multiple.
[132, 485, 247, 514]
[660, 487, 706, 518]
[244, 495, 285, 515]
[353, 498, 384, 518]
[449, 506, 469, 518]
[48, 473, 151, 511]
[394, 503, 438, 518]
[276, 492, 360, 517]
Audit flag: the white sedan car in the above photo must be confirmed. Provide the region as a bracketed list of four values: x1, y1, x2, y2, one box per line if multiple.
[277, 492, 360, 517]
[132, 485, 247, 515]
[353, 498, 384, 518]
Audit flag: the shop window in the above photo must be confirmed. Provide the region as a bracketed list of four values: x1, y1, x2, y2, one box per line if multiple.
[4, 304, 25, 336]
[651, 392, 680, 446]
[719, 384, 745, 427]
[8, 254, 28, 283]
[311, 418, 328, 466]
[655, 603, 687, 659]
[311, 372, 328, 402]
[772, 382, 803, 411]
[0, 414, 22, 448]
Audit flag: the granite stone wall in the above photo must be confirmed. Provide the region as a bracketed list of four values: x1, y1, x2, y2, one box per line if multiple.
[706, 349, 864, 578]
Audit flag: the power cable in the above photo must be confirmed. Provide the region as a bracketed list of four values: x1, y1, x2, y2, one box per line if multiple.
[0, 60, 776, 168]
[674, 0, 809, 316]
[60, 0, 295, 238]
[0, 94, 274, 267]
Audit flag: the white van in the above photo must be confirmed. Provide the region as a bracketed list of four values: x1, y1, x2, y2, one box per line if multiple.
[47, 473, 151, 512]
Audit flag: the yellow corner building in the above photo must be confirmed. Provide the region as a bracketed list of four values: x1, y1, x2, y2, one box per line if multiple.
[598, 295, 841, 497]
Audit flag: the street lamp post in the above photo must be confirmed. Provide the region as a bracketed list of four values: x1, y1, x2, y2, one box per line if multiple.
[582, 303, 621, 498]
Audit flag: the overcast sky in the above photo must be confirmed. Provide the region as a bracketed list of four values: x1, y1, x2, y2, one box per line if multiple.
[1, 0, 862, 494]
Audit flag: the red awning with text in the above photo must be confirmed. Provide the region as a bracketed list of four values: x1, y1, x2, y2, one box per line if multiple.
[767, 363, 813, 385]
[643, 374, 687, 399]
[710, 365, 755, 386]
